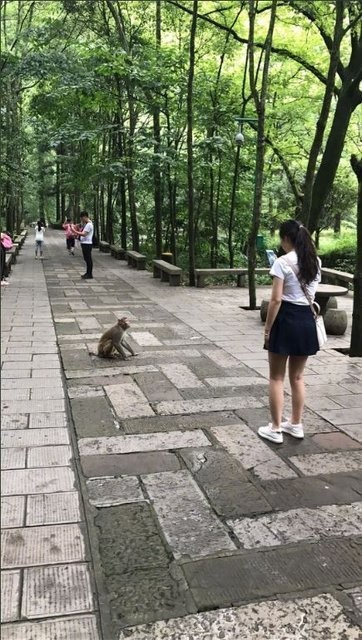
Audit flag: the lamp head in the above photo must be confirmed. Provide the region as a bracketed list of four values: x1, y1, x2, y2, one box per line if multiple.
[235, 131, 244, 146]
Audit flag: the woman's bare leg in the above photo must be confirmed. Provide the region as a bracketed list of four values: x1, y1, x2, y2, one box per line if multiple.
[288, 356, 308, 424]
[268, 352, 288, 429]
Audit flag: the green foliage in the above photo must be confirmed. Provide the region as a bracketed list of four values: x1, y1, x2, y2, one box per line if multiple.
[319, 230, 357, 273]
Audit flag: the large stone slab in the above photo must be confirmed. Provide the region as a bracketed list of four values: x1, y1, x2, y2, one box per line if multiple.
[202, 348, 242, 368]
[180, 448, 271, 518]
[228, 502, 362, 549]
[160, 364, 204, 389]
[70, 397, 118, 437]
[319, 408, 362, 425]
[105, 382, 154, 419]
[1, 428, 69, 448]
[155, 397, 263, 416]
[81, 451, 181, 477]
[29, 412, 68, 429]
[27, 445, 72, 467]
[290, 450, 362, 475]
[78, 430, 211, 456]
[1, 570, 21, 622]
[211, 424, 297, 480]
[1, 448, 26, 469]
[26, 492, 81, 526]
[1, 497, 25, 528]
[260, 472, 362, 510]
[130, 331, 162, 346]
[133, 372, 182, 402]
[339, 424, 362, 443]
[311, 431, 362, 451]
[0, 414, 28, 429]
[1, 523, 85, 568]
[183, 539, 362, 609]
[122, 411, 239, 434]
[118, 593, 361, 640]
[86, 476, 144, 507]
[1, 615, 100, 640]
[1, 398, 65, 414]
[142, 470, 236, 559]
[95, 503, 189, 626]
[22, 564, 93, 618]
[2, 467, 75, 495]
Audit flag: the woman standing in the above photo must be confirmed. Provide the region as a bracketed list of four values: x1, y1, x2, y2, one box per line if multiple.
[258, 219, 321, 444]
[34, 220, 45, 259]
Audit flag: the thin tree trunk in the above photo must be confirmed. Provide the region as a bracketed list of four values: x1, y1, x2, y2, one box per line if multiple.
[153, 0, 162, 258]
[349, 155, 362, 357]
[187, 0, 198, 286]
[301, 0, 344, 226]
[247, 0, 277, 309]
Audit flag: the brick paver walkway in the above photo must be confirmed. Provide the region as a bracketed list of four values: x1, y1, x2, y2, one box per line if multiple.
[1, 230, 361, 639]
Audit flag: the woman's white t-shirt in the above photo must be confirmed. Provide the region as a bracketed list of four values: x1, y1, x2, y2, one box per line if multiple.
[270, 250, 321, 305]
[35, 227, 45, 242]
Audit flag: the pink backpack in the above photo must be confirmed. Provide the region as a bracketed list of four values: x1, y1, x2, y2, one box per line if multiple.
[1, 234, 13, 250]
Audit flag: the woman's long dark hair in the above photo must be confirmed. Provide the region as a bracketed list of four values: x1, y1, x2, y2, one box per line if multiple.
[36, 220, 42, 232]
[279, 219, 319, 284]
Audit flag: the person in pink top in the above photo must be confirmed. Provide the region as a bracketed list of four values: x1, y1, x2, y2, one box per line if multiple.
[62, 218, 75, 256]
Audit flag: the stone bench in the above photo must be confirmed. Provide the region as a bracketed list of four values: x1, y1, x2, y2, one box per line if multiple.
[12, 242, 21, 256]
[321, 267, 354, 287]
[99, 241, 111, 253]
[126, 250, 146, 270]
[195, 267, 269, 288]
[6, 247, 17, 266]
[5, 252, 13, 275]
[153, 260, 182, 286]
[110, 245, 126, 260]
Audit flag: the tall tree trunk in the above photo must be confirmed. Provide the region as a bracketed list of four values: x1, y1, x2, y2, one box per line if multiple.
[187, 0, 198, 286]
[247, 0, 277, 309]
[301, 0, 344, 226]
[153, 0, 162, 258]
[349, 155, 362, 357]
[308, 80, 360, 233]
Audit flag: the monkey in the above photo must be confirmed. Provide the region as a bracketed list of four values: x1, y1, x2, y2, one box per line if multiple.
[97, 317, 137, 360]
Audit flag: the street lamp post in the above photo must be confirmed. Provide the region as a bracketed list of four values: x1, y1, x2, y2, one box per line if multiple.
[228, 117, 258, 268]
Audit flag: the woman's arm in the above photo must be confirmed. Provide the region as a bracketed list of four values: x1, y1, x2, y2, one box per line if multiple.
[264, 276, 283, 347]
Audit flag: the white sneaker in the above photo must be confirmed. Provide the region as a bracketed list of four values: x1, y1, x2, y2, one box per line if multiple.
[258, 423, 283, 444]
[281, 420, 304, 439]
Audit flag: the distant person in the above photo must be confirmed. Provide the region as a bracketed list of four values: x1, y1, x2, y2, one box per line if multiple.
[1, 231, 12, 286]
[258, 219, 321, 444]
[62, 217, 75, 256]
[34, 220, 45, 260]
[72, 211, 93, 279]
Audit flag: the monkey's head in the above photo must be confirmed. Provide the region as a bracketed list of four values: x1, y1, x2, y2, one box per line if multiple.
[118, 317, 130, 330]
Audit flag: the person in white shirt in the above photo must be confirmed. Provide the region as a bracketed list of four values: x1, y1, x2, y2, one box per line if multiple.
[34, 221, 45, 259]
[258, 219, 321, 445]
[72, 211, 94, 279]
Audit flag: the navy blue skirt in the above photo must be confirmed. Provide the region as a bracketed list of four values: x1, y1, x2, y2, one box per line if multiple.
[268, 301, 319, 356]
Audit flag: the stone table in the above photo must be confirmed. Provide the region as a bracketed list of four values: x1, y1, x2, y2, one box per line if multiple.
[315, 284, 348, 315]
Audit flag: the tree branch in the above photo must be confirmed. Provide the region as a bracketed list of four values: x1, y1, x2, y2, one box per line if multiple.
[165, 0, 335, 91]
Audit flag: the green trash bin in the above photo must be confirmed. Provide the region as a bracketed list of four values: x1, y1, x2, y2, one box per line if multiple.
[256, 234, 265, 250]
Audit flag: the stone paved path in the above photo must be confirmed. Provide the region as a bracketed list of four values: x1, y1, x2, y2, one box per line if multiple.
[1, 230, 361, 640]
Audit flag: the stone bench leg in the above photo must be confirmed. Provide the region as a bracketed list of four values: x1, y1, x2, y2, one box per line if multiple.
[161, 270, 169, 282]
[169, 274, 181, 286]
[237, 274, 246, 287]
[196, 275, 205, 288]
[153, 265, 161, 278]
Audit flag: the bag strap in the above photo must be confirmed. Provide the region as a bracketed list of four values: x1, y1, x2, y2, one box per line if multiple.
[281, 257, 319, 318]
